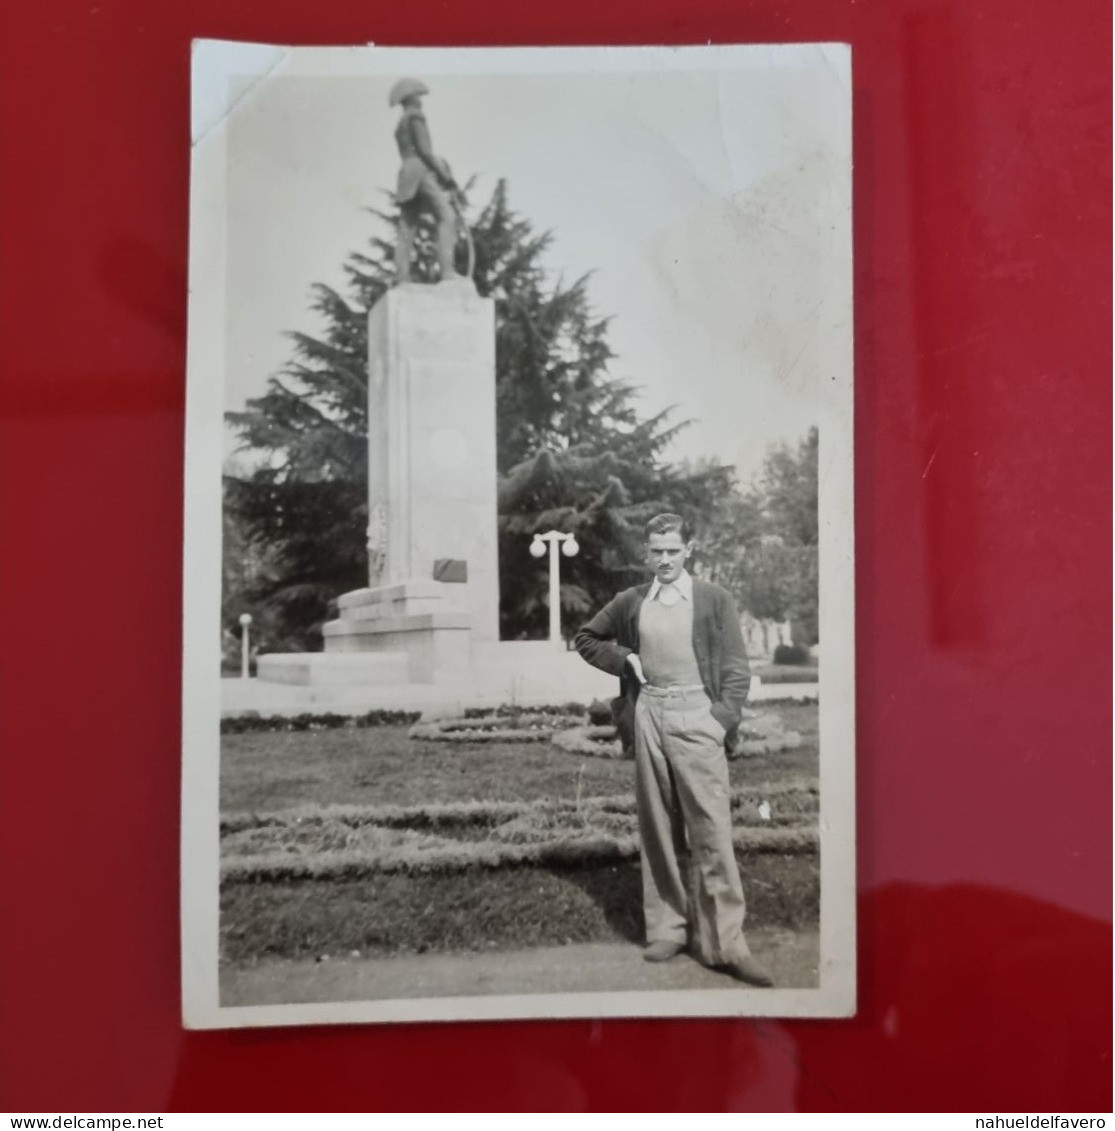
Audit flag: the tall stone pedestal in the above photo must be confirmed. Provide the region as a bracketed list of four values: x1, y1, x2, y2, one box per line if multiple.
[317, 279, 498, 682]
[361, 280, 498, 633]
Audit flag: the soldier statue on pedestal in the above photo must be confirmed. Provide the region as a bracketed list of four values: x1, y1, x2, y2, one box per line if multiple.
[389, 77, 472, 284]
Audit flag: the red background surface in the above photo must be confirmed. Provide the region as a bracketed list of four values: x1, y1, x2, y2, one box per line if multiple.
[0, 0, 1110, 1113]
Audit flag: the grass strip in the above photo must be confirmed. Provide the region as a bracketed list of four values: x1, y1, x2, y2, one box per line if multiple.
[221, 778, 819, 834]
[221, 825, 819, 883]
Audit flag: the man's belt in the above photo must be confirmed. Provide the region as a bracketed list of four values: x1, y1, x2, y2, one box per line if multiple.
[641, 683, 706, 696]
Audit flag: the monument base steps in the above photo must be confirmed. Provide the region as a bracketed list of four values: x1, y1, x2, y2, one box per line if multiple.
[230, 640, 616, 717]
[255, 652, 410, 687]
[318, 577, 472, 683]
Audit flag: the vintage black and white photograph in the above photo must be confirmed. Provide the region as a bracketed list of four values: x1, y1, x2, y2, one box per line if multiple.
[182, 41, 855, 1028]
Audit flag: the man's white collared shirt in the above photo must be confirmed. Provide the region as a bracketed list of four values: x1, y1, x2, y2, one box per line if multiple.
[648, 569, 693, 608]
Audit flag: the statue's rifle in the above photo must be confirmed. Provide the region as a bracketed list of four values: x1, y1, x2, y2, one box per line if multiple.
[449, 188, 475, 282]
[441, 165, 475, 281]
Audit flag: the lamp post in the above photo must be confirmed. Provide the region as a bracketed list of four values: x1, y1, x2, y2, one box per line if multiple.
[238, 613, 252, 679]
[529, 530, 579, 647]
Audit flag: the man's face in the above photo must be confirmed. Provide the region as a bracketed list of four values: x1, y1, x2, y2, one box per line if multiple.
[645, 530, 692, 585]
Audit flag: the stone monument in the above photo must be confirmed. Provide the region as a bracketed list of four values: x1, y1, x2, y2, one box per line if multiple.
[245, 80, 612, 709]
[257, 78, 497, 690]
[318, 280, 499, 681]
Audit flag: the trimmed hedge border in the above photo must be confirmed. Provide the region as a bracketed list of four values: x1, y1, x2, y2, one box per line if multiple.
[550, 720, 806, 760]
[221, 777, 818, 834]
[462, 703, 588, 719]
[222, 826, 820, 882]
[221, 709, 421, 734]
[221, 705, 587, 735]
[755, 666, 820, 685]
[220, 779, 820, 882]
[409, 711, 585, 744]
[221, 699, 816, 734]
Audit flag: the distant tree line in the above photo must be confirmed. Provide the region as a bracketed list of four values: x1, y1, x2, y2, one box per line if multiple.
[222, 180, 818, 664]
[689, 426, 819, 647]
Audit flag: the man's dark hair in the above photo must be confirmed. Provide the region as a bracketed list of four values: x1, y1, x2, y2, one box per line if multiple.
[645, 513, 693, 542]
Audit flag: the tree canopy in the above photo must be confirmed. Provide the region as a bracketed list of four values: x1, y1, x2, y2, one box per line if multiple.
[691, 427, 819, 645]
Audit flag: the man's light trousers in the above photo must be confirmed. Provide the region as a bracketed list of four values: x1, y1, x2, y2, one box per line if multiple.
[634, 684, 750, 965]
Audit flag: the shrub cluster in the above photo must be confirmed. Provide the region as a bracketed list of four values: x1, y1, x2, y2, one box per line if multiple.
[755, 666, 819, 685]
[462, 702, 588, 719]
[772, 643, 813, 665]
[221, 709, 421, 734]
[409, 711, 583, 743]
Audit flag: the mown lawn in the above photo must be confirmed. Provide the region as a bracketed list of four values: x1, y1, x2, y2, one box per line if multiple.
[219, 703, 820, 964]
[221, 853, 819, 964]
[220, 702, 819, 813]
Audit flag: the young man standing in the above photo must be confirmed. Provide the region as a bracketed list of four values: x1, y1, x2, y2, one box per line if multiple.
[574, 513, 773, 986]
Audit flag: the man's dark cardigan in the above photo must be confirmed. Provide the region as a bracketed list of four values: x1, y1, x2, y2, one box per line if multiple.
[574, 579, 751, 752]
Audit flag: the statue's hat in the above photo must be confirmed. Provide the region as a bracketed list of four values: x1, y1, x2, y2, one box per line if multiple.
[389, 77, 430, 106]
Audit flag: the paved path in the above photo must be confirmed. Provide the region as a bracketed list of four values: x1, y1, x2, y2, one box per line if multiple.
[221, 928, 818, 1006]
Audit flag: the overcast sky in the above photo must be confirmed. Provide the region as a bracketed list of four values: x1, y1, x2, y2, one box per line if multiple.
[218, 45, 850, 484]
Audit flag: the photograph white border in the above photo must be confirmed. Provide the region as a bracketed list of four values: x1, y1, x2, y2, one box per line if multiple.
[181, 40, 855, 1029]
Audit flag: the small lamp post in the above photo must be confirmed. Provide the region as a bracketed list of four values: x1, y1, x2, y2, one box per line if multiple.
[238, 613, 253, 679]
[530, 530, 579, 647]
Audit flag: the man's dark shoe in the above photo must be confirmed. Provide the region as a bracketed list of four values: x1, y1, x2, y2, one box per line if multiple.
[721, 955, 774, 987]
[643, 940, 685, 963]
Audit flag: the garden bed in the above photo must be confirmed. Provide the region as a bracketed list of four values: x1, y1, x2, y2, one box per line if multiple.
[550, 709, 804, 760]
[408, 710, 582, 744]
